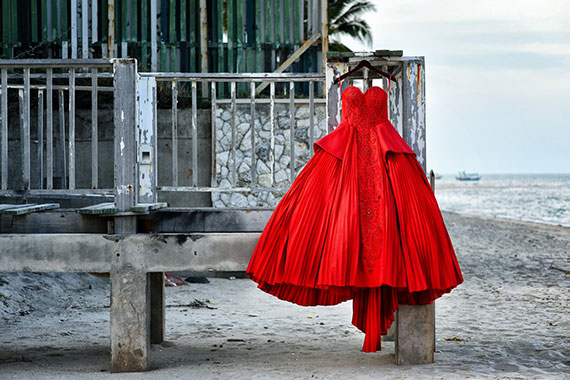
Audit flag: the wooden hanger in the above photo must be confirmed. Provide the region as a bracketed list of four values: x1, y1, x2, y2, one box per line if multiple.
[336, 60, 397, 83]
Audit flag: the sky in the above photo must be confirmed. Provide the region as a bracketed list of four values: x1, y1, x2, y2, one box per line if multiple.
[340, 0, 570, 174]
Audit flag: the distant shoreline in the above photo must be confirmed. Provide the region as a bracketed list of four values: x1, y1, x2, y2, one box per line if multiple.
[442, 210, 570, 229]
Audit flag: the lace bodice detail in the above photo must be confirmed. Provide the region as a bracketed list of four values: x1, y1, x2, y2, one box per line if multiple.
[341, 86, 389, 129]
[341, 86, 390, 270]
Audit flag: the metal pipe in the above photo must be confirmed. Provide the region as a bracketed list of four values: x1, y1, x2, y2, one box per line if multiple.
[269, 81, 275, 185]
[1, 69, 7, 189]
[210, 81, 217, 188]
[171, 81, 178, 186]
[58, 89, 67, 189]
[289, 81, 295, 182]
[250, 82, 256, 187]
[91, 68, 98, 188]
[22, 69, 31, 190]
[46, 69, 54, 189]
[139, 72, 325, 81]
[309, 80, 314, 155]
[68, 68, 76, 189]
[231, 81, 237, 186]
[191, 81, 198, 187]
[0, 59, 113, 68]
[37, 90, 44, 189]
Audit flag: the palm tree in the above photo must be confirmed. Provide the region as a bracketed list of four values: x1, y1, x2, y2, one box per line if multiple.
[328, 0, 377, 52]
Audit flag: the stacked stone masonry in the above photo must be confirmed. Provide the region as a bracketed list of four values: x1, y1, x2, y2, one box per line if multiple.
[212, 104, 327, 208]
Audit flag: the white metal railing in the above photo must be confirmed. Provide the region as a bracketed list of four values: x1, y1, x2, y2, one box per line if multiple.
[0, 59, 114, 196]
[139, 72, 326, 195]
[0, 60, 327, 207]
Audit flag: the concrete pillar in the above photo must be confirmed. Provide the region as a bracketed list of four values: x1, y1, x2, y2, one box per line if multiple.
[395, 303, 435, 364]
[111, 59, 150, 372]
[150, 272, 165, 344]
[110, 260, 151, 372]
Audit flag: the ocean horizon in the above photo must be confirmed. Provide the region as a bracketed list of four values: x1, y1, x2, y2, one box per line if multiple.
[433, 173, 570, 227]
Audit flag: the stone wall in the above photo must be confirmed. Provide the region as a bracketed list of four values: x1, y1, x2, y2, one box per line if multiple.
[212, 103, 327, 208]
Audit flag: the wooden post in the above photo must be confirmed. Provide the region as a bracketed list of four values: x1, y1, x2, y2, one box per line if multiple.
[111, 59, 150, 372]
[396, 57, 435, 365]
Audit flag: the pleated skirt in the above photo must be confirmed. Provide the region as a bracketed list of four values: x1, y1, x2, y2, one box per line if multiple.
[247, 128, 463, 352]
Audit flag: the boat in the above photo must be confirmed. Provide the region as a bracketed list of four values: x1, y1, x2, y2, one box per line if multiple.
[456, 171, 481, 181]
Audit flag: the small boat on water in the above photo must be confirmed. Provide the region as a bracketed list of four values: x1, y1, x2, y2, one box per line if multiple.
[456, 171, 481, 181]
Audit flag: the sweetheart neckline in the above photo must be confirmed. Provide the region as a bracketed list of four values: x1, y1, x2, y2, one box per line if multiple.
[341, 85, 387, 98]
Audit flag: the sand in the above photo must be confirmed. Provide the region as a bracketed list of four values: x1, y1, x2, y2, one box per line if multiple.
[0, 212, 568, 379]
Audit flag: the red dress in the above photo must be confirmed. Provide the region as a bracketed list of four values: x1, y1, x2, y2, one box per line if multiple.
[247, 86, 463, 352]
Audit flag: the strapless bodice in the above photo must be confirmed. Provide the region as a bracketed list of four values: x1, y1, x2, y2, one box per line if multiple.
[341, 86, 389, 128]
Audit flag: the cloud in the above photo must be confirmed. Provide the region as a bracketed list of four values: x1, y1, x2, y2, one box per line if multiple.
[337, 0, 570, 173]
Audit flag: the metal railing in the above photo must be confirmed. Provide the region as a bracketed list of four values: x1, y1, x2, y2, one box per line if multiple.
[140, 72, 326, 194]
[0, 59, 114, 196]
[0, 59, 327, 207]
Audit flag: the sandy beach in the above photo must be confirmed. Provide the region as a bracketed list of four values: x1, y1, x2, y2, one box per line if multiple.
[0, 211, 568, 379]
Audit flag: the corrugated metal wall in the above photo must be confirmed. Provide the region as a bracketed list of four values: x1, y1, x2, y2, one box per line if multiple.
[0, 0, 322, 75]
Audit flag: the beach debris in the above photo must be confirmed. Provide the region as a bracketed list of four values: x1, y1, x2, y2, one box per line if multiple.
[549, 265, 569, 275]
[166, 299, 216, 309]
[184, 276, 210, 284]
[444, 336, 466, 342]
[165, 273, 188, 287]
[227, 338, 245, 342]
[307, 315, 313, 319]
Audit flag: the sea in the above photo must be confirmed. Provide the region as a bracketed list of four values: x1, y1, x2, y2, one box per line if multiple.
[433, 173, 570, 227]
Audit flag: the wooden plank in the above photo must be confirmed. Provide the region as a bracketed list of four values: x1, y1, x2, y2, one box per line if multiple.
[141, 0, 148, 68]
[0, 204, 23, 211]
[227, 0, 233, 72]
[82, 0, 89, 58]
[255, 0, 264, 73]
[150, 0, 157, 70]
[1, 203, 60, 215]
[270, 0, 276, 71]
[92, 0, 98, 43]
[71, 0, 78, 58]
[169, 0, 177, 71]
[131, 202, 168, 213]
[31, 0, 39, 42]
[217, 0, 224, 75]
[255, 31, 320, 94]
[79, 202, 117, 214]
[402, 58, 426, 170]
[45, 0, 53, 57]
[188, 0, 196, 72]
